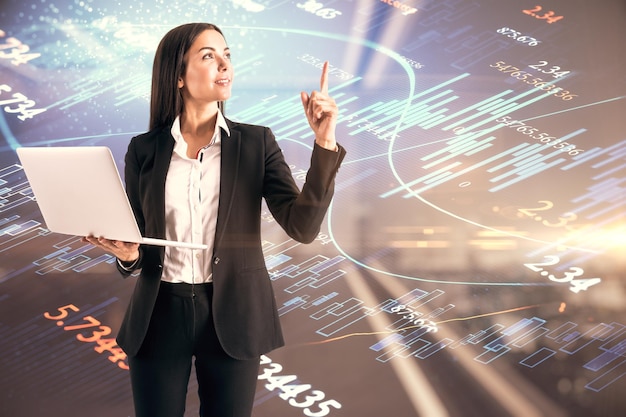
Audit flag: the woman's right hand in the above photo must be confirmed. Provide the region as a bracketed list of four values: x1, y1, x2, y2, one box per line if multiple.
[83, 236, 140, 263]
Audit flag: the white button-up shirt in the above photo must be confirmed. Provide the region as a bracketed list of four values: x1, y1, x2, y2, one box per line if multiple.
[161, 110, 230, 283]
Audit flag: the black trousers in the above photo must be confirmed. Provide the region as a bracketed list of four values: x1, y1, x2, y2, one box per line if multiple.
[128, 282, 260, 417]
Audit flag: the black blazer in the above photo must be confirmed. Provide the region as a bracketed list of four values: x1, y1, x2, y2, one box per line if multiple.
[115, 118, 346, 360]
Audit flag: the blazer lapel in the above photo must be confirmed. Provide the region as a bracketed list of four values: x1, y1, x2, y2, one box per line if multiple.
[214, 120, 241, 250]
[152, 129, 175, 240]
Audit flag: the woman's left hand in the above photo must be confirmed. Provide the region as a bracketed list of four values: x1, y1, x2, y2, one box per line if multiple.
[300, 61, 338, 151]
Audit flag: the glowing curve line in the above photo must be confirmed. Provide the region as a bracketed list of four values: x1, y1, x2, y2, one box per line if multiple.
[252, 27, 598, 284]
[244, 28, 523, 287]
[268, 29, 602, 284]
[237, 28, 502, 287]
[296, 304, 542, 347]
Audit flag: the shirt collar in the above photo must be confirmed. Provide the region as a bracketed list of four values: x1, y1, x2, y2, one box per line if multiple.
[171, 108, 230, 158]
[215, 108, 230, 137]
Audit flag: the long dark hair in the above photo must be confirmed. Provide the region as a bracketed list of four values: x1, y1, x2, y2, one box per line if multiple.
[149, 23, 226, 130]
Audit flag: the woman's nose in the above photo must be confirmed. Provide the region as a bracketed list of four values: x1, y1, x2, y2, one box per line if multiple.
[217, 56, 229, 71]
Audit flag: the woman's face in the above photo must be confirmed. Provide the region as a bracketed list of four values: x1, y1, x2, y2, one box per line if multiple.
[178, 29, 233, 107]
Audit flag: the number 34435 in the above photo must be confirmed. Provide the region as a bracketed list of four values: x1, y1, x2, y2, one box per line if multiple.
[259, 354, 341, 416]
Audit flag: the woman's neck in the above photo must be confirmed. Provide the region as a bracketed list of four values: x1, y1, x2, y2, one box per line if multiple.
[179, 105, 219, 158]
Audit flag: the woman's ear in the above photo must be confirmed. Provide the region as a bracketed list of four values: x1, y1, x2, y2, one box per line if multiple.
[177, 77, 184, 89]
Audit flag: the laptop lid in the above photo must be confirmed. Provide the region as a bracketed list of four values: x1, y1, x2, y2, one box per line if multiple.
[16, 146, 207, 250]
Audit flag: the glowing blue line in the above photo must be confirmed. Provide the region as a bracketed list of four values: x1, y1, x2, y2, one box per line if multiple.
[521, 96, 626, 122]
[0, 131, 143, 153]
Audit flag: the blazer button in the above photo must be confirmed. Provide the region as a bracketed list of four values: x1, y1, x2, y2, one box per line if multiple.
[213, 257, 220, 265]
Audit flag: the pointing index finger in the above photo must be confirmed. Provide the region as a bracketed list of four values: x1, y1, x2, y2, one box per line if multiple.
[320, 61, 329, 94]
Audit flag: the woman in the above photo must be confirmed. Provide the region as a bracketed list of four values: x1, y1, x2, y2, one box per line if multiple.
[85, 23, 345, 417]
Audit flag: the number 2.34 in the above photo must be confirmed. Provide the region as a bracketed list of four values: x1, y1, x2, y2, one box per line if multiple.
[524, 256, 601, 293]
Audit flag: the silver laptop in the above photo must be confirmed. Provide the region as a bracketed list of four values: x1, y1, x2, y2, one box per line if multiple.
[16, 146, 207, 250]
